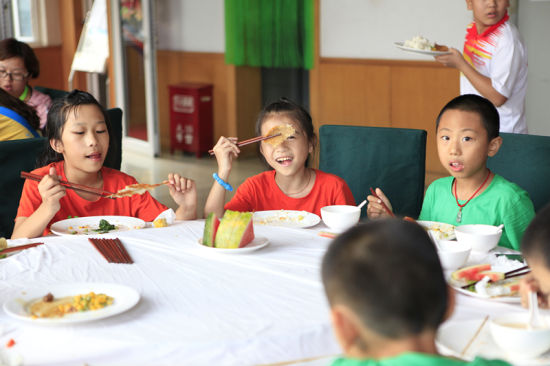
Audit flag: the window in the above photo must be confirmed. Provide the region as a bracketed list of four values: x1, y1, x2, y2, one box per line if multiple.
[11, 0, 37, 43]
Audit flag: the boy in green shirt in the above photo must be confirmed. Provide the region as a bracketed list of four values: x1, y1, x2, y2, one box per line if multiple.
[367, 94, 534, 250]
[321, 220, 510, 366]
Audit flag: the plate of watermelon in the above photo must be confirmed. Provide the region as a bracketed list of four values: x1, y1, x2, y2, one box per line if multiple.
[449, 263, 523, 303]
[201, 210, 269, 253]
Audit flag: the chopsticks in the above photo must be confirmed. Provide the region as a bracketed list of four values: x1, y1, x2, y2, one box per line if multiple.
[369, 187, 395, 217]
[208, 133, 282, 155]
[460, 315, 488, 357]
[21, 172, 115, 198]
[88, 238, 133, 264]
[0, 242, 44, 254]
[460, 265, 531, 289]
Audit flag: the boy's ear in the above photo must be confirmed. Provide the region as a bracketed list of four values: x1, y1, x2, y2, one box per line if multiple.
[50, 139, 64, 154]
[465, 0, 473, 11]
[487, 136, 502, 157]
[330, 305, 362, 353]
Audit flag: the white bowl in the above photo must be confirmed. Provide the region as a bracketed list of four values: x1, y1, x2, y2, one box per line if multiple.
[490, 313, 550, 359]
[436, 240, 471, 270]
[454, 224, 502, 253]
[320, 205, 360, 232]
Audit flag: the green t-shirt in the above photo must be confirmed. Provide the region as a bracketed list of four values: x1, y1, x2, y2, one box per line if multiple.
[418, 174, 535, 250]
[331, 353, 511, 366]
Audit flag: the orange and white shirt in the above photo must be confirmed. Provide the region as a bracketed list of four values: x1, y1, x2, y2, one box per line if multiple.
[460, 13, 528, 134]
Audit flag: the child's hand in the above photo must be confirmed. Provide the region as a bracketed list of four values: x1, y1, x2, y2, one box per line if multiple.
[212, 136, 240, 177]
[37, 167, 65, 215]
[434, 48, 466, 70]
[520, 274, 549, 309]
[167, 173, 197, 220]
[366, 188, 393, 218]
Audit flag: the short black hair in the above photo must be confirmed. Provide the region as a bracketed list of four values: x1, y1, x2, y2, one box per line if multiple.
[436, 94, 499, 141]
[521, 203, 550, 268]
[321, 220, 448, 339]
[255, 97, 316, 168]
[0, 38, 40, 78]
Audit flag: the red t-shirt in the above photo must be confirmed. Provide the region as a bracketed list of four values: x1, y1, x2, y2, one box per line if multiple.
[17, 161, 168, 236]
[224, 169, 356, 217]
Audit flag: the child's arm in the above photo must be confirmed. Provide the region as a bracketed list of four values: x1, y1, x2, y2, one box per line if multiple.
[204, 136, 240, 218]
[167, 173, 197, 220]
[11, 167, 66, 238]
[435, 48, 508, 107]
[366, 188, 393, 219]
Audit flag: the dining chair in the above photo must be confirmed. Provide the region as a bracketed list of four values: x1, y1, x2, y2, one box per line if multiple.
[319, 125, 427, 218]
[487, 132, 550, 211]
[34, 86, 69, 101]
[0, 137, 47, 238]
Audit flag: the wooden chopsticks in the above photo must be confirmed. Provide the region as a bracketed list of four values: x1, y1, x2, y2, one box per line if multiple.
[88, 238, 133, 264]
[0, 242, 44, 254]
[369, 187, 395, 217]
[21, 171, 115, 198]
[208, 133, 282, 155]
[461, 265, 530, 289]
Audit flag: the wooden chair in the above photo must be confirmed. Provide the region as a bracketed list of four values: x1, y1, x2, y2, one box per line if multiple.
[319, 125, 427, 218]
[488, 132, 550, 211]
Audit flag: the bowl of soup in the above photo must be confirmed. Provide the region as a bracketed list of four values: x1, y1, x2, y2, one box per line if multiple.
[490, 313, 550, 359]
[320, 205, 361, 232]
[455, 224, 502, 253]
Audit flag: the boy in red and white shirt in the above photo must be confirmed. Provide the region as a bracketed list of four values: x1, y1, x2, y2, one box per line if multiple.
[435, 0, 527, 134]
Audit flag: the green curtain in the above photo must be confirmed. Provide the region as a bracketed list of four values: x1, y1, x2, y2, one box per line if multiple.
[225, 0, 314, 69]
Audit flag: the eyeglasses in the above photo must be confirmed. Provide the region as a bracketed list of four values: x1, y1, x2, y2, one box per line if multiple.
[0, 70, 29, 81]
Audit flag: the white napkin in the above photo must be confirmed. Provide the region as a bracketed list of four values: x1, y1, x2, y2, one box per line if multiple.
[153, 209, 176, 225]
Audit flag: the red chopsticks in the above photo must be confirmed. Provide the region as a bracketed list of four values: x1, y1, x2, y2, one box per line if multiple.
[0, 242, 44, 254]
[369, 187, 395, 217]
[208, 133, 282, 155]
[21, 171, 115, 198]
[88, 238, 133, 264]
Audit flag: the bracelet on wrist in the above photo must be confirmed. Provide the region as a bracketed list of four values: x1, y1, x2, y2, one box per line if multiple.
[213, 173, 233, 191]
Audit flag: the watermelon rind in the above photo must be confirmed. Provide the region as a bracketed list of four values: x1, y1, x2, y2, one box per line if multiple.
[202, 212, 219, 247]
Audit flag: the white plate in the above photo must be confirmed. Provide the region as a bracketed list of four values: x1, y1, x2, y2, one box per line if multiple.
[394, 42, 451, 56]
[3, 283, 140, 324]
[451, 285, 521, 303]
[50, 216, 146, 236]
[436, 319, 550, 365]
[253, 210, 320, 228]
[417, 220, 456, 240]
[198, 236, 269, 253]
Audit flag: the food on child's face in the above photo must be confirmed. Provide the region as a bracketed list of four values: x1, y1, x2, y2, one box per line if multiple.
[153, 218, 168, 228]
[29, 292, 114, 318]
[202, 212, 220, 247]
[202, 210, 255, 249]
[108, 182, 166, 199]
[264, 124, 296, 147]
[403, 35, 447, 52]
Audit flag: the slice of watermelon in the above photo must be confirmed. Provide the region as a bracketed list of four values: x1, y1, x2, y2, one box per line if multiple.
[202, 213, 220, 247]
[473, 270, 505, 282]
[215, 210, 255, 249]
[451, 263, 491, 282]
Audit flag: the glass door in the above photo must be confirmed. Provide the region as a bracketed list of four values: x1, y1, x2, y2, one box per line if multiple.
[111, 0, 159, 156]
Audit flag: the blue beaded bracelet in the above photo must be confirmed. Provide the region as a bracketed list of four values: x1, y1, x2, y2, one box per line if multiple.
[213, 173, 233, 191]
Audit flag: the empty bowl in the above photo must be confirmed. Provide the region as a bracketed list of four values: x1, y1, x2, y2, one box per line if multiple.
[320, 205, 360, 232]
[454, 224, 502, 253]
[490, 313, 550, 359]
[436, 240, 471, 270]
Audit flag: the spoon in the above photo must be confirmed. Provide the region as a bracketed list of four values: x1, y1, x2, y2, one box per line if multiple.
[357, 200, 367, 209]
[496, 224, 504, 232]
[528, 291, 545, 329]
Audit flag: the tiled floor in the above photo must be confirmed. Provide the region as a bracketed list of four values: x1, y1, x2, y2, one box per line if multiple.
[121, 150, 266, 217]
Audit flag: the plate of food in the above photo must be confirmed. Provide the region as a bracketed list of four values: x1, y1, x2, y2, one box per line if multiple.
[50, 216, 146, 236]
[3, 283, 140, 324]
[198, 236, 269, 254]
[395, 35, 450, 56]
[253, 210, 320, 228]
[417, 221, 456, 240]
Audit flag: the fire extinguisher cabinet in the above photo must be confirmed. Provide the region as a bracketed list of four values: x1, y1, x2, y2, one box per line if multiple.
[168, 83, 213, 157]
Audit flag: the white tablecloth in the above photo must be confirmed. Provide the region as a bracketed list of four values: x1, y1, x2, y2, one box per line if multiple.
[0, 221, 542, 366]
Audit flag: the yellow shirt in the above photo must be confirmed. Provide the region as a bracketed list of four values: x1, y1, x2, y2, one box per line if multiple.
[0, 114, 37, 141]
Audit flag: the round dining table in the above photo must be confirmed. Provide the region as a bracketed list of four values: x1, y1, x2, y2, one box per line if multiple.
[0, 219, 545, 365]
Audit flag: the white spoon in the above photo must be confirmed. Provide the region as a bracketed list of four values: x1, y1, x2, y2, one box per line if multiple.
[357, 200, 367, 209]
[528, 291, 545, 329]
[496, 224, 504, 232]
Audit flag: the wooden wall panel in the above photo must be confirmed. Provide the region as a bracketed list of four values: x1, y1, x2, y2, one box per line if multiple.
[32, 46, 64, 90]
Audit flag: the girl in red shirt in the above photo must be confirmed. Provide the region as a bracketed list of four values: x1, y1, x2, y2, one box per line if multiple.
[205, 97, 355, 218]
[13, 90, 197, 238]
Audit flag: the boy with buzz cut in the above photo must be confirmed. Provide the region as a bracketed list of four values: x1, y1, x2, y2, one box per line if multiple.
[367, 94, 534, 250]
[321, 220, 511, 366]
[435, 0, 527, 134]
